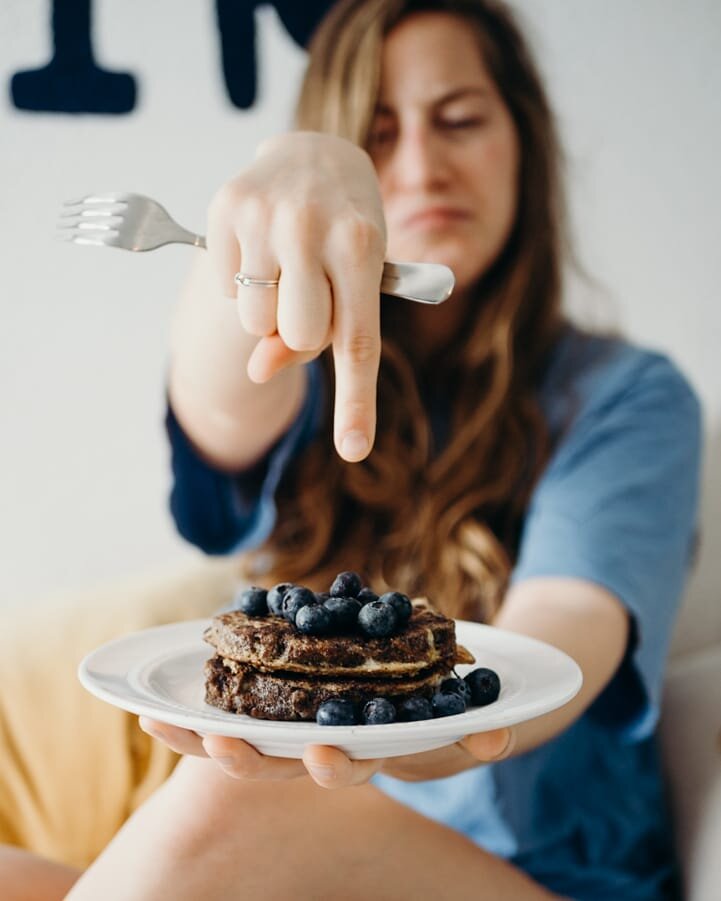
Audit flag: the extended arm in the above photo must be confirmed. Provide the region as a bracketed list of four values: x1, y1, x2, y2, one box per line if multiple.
[170, 132, 387, 471]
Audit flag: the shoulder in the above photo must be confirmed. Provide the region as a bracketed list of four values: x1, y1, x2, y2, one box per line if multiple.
[527, 326, 703, 538]
[540, 325, 702, 446]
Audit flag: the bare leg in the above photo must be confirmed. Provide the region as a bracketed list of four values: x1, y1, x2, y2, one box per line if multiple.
[67, 756, 563, 901]
[0, 844, 81, 901]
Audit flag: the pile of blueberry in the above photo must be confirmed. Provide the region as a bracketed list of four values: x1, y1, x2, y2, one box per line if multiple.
[232, 572, 502, 726]
[316, 668, 502, 726]
[233, 571, 413, 639]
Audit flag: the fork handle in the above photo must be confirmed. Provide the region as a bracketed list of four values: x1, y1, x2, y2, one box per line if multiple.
[184, 234, 453, 305]
[379, 261, 454, 305]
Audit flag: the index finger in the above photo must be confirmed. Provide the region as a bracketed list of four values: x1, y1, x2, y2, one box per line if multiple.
[326, 256, 383, 463]
[303, 744, 383, 789]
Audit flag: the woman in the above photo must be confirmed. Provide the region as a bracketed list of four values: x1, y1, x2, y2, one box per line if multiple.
[2, 0, 700, 898]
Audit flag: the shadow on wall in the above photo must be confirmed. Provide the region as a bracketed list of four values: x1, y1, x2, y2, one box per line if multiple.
[674, 419, 721, 657]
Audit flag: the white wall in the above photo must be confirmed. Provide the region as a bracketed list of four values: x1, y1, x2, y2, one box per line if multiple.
[2, 1, 719, 652]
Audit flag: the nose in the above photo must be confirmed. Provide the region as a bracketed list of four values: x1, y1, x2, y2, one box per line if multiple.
[385, 124, 451, 192]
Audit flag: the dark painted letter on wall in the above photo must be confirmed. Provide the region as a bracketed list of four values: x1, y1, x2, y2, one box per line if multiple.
[11, 0, 136, 113]
[216, 0, 335, 109]
[10, 0, 336, 114]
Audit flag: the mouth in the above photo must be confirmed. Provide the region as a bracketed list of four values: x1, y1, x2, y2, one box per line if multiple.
[401, 206, 474, 230]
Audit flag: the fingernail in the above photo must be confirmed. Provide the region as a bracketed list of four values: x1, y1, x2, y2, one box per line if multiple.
[492, 729, 514, 761]
[307, 764, 336, 783]
[341, 431, 368, 460]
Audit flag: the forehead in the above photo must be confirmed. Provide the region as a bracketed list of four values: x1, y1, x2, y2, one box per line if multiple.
[378, 11, 494, 106]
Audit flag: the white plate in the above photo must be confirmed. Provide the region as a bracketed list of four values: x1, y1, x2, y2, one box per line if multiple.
[78, 619, 582, 759]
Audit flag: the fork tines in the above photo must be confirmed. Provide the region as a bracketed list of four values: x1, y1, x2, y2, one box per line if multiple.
[56, 194, 128, 246]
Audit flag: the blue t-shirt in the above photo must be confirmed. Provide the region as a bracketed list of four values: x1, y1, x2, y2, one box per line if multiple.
[166, 326, 702, 901]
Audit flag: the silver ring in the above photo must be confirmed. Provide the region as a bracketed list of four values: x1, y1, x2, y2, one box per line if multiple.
[234, 272, 279, 288]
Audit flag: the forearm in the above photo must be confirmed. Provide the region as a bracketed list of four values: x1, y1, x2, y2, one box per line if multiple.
[490, 577, 629, 757]
[169, 252, 306, 471]
[382, 578, 629, 783]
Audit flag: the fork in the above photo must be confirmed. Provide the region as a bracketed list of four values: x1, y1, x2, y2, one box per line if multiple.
[57, 192, 455, 305]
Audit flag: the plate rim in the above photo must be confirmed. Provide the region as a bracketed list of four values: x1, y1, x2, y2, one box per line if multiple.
[77, 617, 583, 748]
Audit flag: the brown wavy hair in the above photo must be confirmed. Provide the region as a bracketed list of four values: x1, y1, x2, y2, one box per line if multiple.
[240, 0, 567, 622]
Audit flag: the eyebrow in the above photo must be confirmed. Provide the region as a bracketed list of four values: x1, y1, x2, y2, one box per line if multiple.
[374, 86, 491, 115]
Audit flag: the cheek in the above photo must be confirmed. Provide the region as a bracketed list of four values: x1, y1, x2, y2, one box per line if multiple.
[471, 128, 519, 230]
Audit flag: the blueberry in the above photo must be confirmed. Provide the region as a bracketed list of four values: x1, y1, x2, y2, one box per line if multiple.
[378, 591, 412, 624]
[295, 603, 332, 636]
[432, 691, 467, 717]
[316, 699, 357, 726]
[330, 571, 362, 598]
[357, 587, 379, 605]
[267, 582, 294, 616]
[281, 586, 317, 624]
[323, 597, 362, 632]
[440, 677, 471, 705]
[362, 698, 397, 725]
[358, 600, 398, 638]
[234, 586, 268, 617]
[464, 668, 501, 707]
[315, 591, 331, 603]
[397, 697, 433, 722]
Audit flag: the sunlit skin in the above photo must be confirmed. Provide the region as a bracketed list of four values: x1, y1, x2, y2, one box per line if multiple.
[370, 12, 520, 351]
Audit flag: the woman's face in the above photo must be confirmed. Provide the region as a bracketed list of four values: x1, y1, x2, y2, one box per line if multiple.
[369, 12, 520, 301]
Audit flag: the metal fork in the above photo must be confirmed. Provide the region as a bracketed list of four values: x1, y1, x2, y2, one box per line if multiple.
[57, 192, 455, 305]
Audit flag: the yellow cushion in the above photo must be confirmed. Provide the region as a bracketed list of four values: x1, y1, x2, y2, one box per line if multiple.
[0, 559, 238, 868]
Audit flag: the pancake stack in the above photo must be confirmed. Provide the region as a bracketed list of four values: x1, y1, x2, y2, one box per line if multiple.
[203, 601, 474, 721]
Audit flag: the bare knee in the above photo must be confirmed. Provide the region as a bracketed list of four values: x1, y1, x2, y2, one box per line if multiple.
[0, 843, 82, 901]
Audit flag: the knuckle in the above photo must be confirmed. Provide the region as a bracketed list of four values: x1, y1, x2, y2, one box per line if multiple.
[274, 199, 318, 232]
[207, 184, 231, 220]
[331, 216, 385, 265]
[209, 181, 277, 243]
[273, 201, 325, 254]
[208, 179, 247, 223]
[238, 192, 272, 231]
[343, 332, 380, 365]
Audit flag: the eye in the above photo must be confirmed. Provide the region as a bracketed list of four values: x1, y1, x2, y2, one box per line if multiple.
[367, 127, 396, 152]
[369, 129, 393, 144]
[441, 116, 487, 131]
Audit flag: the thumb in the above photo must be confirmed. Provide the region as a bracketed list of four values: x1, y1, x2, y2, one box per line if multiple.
[459, 727, 515, 763]
[247, 334, 317, 383]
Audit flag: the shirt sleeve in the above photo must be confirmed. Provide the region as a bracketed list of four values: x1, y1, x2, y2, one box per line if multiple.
[166, 359, 325, 555]
[511, 353, 703, 741]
